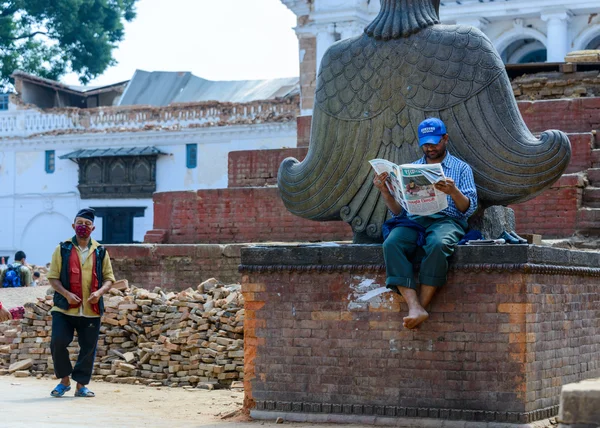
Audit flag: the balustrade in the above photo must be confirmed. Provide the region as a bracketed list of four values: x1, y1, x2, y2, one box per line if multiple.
[0, 100, 299, 138]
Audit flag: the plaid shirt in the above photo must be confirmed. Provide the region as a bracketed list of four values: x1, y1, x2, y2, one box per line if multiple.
[400, 152, 478, 221]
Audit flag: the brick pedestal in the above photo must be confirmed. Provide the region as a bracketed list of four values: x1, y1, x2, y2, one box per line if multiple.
[240, 245, 600, 425]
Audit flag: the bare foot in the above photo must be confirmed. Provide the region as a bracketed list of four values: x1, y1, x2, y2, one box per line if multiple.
[403, 308, 429, 329]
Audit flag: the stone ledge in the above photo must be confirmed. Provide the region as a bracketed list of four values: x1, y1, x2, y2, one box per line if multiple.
[251, 410, 556, 427]
[252, 401, 558, 425]
[558, 378, 600, 427]
[240, 244, 600, 271]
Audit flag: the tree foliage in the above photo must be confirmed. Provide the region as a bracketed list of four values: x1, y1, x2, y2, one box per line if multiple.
[0, 0, 138, 88]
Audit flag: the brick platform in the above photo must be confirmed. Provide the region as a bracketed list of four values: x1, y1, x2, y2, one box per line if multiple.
[105, 244, 246, 290]
[240, 245, 600, 424]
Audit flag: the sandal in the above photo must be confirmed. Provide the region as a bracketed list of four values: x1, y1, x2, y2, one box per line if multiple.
[74, 386, 95, 397]
[50, 383, 71, 397]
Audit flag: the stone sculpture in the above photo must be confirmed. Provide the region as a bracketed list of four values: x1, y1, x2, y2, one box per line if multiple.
[278, 0, 571, 243]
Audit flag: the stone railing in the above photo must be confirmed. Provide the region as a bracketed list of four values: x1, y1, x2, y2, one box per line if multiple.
[0, 97, 300, 138]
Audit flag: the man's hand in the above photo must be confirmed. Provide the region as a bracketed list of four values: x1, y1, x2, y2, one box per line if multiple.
[65, 292, 82, 306]
[0, 307, 12, 322]
[434, 177, 459, 196]
[373, 172, 391, 194]
[87, 291, 103, 305]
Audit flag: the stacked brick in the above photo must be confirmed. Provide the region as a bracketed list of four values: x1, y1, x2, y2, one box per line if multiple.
[512, 71, 600, 101]
[0, 278, 245, 388]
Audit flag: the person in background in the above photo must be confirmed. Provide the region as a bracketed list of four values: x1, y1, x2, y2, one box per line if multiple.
[0, 251, 33, 288]
[32, 271, 41, 286]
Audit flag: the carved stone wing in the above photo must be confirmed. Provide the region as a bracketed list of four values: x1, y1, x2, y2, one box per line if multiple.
[316, 25, 505, 123]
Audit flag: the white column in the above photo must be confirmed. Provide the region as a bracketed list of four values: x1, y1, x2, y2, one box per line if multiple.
[541, 11, 571, 63]
[316, 29, 336, 73]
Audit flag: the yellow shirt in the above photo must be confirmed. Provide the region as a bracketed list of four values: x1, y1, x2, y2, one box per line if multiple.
[48, 237, 116, 318]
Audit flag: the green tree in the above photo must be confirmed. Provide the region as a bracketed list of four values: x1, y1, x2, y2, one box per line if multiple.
[0, 0, 138, 88]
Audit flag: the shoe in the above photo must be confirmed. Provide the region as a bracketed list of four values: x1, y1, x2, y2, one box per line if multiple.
[497, 231, 522, 245]
[50, 383, 71, 397]
[74, 386, 95, 397]
[509, 231, 528, 244]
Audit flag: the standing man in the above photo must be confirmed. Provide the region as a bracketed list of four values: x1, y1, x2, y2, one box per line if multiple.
[1, 251, 33, 288]
[48, 208, 115, 398]
[373, 118, 478, 330]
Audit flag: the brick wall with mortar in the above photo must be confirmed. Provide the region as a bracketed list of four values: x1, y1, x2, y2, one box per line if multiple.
[228, 148, 308, 188]
[105, 244, 245, 291]
[240, 245, 600, 424]
[518, 97, 600, 134]
[145, 188, 352, 245]
[511, 174, 585, 239]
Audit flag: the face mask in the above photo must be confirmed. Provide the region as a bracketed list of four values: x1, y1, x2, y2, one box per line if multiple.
[75, 224, 92, 239]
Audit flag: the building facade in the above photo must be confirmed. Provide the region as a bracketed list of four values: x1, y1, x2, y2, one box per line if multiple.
[282, 0, 600, 112]
[0, 73, 299, 265]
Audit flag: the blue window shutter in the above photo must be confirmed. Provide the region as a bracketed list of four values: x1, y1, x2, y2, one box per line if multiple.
[45, 150, 55, 174]
[186, 144, 197, 169]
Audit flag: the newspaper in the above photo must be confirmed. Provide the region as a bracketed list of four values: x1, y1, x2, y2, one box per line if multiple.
[369, 159, 448, 216]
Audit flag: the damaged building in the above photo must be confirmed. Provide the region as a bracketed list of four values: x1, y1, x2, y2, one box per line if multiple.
[0, 70, 299, 264]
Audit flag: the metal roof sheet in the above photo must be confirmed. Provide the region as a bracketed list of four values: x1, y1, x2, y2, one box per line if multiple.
[60, 146, 166, 159]
[118, 70, 299, 106]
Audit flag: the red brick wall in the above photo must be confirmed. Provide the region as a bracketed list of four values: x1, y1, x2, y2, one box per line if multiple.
[148, 188, 352, 244]
[511, 174, 584, 238]
[564, 133, 593, 173]
[297, 115, 312, 148]
[105, 244, 244, 290]
[243, 265, 600, 422]
[518, 98, 600, 134]
[228, 148, 308, 188]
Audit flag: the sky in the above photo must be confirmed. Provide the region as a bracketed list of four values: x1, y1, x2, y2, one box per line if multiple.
[62, 0, 300, 87]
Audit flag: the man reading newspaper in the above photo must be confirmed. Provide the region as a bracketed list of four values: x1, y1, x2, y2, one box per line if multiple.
[372, 118, 478, 329]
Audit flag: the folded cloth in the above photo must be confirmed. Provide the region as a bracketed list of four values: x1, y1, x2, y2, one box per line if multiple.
[382, 217, 426, 246]
[466, 239, 506, 245]
[457, 229, 484, 245]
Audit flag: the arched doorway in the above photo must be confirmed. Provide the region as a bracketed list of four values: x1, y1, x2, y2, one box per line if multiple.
[21, 213, 72, 266]
[585, 34, 600, 50]
[502, 39, 547, 64]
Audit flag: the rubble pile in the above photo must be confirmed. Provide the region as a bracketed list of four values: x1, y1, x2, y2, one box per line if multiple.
[0, 278, 245, 388]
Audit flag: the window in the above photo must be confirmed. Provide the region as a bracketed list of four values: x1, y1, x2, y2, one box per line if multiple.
[75, 156, 158, 199]
[45, 150, 55, 174]
[0, 94, 8, 111]
[186, 143, 197, 169]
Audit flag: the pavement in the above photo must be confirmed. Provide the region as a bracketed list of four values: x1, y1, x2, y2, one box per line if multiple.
[0, 375, 371, 428]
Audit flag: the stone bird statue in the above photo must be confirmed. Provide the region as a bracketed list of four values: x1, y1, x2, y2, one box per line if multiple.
[278, 0, 571, 243]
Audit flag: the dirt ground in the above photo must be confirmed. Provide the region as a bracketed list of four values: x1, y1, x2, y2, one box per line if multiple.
[0, 376, 376, 428]
[0, 285, 51, 309]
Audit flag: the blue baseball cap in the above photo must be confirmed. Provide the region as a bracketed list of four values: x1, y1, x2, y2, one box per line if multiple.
[418, 118, 447, 147]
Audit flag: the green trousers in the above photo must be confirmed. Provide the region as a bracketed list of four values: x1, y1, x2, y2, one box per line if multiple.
[382, 214, 466, 290]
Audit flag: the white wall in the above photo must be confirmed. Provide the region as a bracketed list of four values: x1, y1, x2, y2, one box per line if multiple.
[155, 129, 297, 191]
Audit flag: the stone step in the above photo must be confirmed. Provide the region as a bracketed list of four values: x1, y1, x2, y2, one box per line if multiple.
[576, 207, 600, 235]
[588, 168, 600, 186]
[583, 187, 600, 208]
[593, 149, 600, 168]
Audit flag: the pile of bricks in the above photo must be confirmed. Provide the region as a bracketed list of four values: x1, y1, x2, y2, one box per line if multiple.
[0, 278, 244, 388]
[511, 70, 600, 100]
